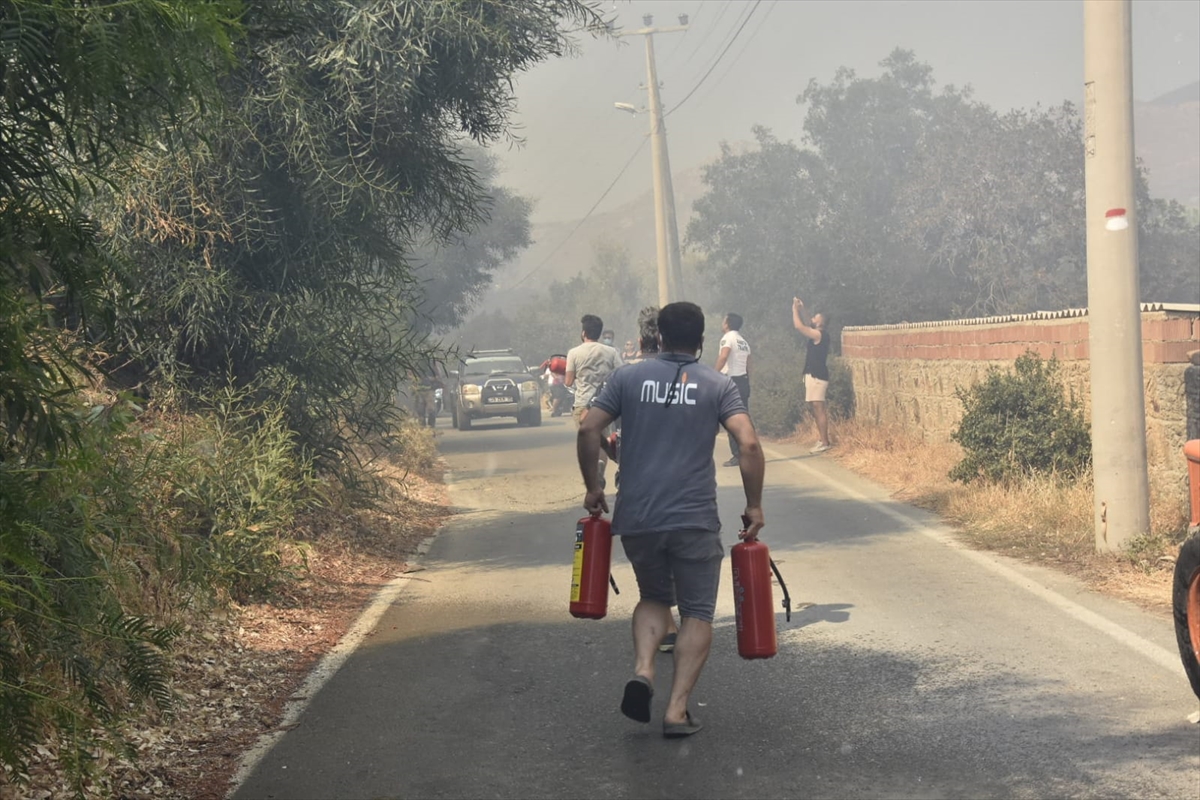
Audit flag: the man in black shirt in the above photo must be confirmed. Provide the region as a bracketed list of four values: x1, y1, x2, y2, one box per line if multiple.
[792, 297, 831, 453]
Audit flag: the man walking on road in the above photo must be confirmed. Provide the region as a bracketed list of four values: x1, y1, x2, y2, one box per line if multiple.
[715, 312, 752, 467]
[577, 302, 765, 738]
[792, 297, 831, 453]
[566, 314, 621, 478]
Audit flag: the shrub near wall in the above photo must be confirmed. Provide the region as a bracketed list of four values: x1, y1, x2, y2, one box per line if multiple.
[949, 353, 1091, 484]
[841, 305, 1200, 490]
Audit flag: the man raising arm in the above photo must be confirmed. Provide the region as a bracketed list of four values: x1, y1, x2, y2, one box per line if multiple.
[792, 297, 832, 454]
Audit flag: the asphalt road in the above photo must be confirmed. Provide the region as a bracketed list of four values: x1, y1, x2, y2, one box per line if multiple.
[234, 415, 1200, 799]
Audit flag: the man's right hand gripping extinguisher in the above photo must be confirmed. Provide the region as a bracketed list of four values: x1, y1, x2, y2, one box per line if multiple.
[569, 515, 619, 619]
[731, 516, 791, 659]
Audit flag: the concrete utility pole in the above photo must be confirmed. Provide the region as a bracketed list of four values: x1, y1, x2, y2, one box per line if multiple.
[1083, 0, 1151, 552]
[614, 14, 689, 306]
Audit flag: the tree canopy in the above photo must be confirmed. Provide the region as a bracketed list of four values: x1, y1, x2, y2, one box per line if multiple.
[686, 48, 1200, 329]
[98, 0, 591, 465]
[0, 0, 595, 784]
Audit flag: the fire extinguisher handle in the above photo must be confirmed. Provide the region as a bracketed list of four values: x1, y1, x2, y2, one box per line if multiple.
[768, 557, 791, 622]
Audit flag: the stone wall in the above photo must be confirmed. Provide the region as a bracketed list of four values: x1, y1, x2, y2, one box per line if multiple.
[841, 305, 1200, 488]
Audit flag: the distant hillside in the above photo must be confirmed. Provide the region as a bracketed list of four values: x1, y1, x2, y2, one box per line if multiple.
[1135, 81, 1199, 207]
[1149, 81, 1199, 106]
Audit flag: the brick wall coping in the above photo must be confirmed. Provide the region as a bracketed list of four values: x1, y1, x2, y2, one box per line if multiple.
[842, 302, 1200, 333]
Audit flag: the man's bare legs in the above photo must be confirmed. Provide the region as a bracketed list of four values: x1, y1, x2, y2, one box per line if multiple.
[811, 400, 830, 445]
[631, 602, 712, 725]
[663, 616, 713, 725]
[631, 600, 672, 682]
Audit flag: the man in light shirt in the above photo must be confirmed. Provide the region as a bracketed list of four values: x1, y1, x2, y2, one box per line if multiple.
[715, 313, 752, 467]
[566, 314, 621, 478]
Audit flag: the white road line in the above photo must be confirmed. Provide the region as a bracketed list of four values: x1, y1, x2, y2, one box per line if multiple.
[763, 444, 1184, 678]
[227, 534, 439, 797]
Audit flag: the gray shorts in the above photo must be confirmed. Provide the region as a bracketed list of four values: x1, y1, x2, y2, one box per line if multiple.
[620, 530, 724, 623]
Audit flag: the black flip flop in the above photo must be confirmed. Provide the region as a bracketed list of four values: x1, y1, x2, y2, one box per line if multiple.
[663, 711, 703, 739]
[620, 676, 653, 723]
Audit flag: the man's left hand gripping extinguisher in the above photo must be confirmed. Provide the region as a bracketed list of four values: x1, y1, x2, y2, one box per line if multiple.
[569, 514, 620, 619]
[731, 515, 791, 659]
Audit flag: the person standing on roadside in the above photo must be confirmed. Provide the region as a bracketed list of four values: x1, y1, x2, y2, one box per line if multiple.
[566, 314, 621, 477]
[577, 302, 765, 739]
[792, 297, 831, 453]
[715, 313, 752, 467]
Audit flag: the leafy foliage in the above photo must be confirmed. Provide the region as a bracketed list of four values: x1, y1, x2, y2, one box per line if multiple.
[0, 396, 179, 786]
[100, 0, 594, 470]
[0, 0, 241, 457]
[949, 352, 1092, 484]
[410, 150, 534, 333]
[686, 127, 826, 318]
[0, 0, 593, 787]
[686, 48, 1200, 330]
[160, 387, 317, 601]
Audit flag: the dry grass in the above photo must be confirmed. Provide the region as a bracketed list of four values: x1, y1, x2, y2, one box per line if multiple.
[785, 418, 1190, 616]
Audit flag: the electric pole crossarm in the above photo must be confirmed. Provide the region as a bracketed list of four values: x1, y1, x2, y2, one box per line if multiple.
[612, 24, 689, 38]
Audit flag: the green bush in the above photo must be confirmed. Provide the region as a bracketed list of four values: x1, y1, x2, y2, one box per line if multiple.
[0, 381, 323, 788]
[950, 352, 1091, 484]
[0, 395, 180, 790]
[162, 386, 317, 602]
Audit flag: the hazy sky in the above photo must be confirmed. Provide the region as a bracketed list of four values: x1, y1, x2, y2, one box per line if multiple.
[497, 0, 1200, 225]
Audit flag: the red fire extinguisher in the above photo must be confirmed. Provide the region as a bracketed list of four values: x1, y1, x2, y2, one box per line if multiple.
[731, 516, 791, 659]
[570, 515, 620, 619]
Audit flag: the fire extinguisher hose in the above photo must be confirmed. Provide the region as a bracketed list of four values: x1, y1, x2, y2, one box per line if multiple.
[609, 575, 620, 595]
[768, 558, 791, 622]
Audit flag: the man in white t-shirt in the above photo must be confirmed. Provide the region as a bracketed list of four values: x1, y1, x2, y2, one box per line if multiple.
[714, 312, 752, 467]
[566, 314, 621, 476]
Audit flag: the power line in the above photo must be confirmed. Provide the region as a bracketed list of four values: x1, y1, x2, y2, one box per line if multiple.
[507, 137, 649, 290]
[678, 0, 733, 68]
[661, 1, 706, 67]
[698, 0, 778, 103]
[677, 0, 751, 84]
[665, 0, 762, 118]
